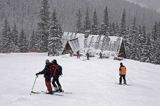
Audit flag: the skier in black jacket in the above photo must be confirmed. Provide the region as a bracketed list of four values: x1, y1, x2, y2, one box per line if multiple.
[36, 59, 53, 94]
[86, 52, 89, 60]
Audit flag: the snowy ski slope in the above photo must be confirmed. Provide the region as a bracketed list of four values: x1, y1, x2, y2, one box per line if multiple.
[0, 53, 160, 106]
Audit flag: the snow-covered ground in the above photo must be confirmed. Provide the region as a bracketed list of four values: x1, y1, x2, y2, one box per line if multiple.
[0, 53, 160, 106]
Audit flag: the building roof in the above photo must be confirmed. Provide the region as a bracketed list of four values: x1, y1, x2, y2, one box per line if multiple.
[62, 32, 124, 57]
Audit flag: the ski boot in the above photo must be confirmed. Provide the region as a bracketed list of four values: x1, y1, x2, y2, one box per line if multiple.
[58, 86, 64, 92]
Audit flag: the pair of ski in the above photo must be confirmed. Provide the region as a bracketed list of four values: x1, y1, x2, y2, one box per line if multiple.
[116, 83, 131, 86]
[31, 91, 72, 96]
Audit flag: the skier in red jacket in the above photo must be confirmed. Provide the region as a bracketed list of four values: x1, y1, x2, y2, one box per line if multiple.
[51, 59, 63, 92]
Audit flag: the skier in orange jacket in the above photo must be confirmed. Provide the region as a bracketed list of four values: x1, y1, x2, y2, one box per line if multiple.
[119, 62, 127, 85]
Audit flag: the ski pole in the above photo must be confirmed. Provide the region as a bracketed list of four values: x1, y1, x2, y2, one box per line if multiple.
[30, 76, 38, 95]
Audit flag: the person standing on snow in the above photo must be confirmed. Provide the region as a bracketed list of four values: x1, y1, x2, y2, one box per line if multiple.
[51, 59, 63, 92]
[36, 59, 53, 94]
[99, 52, 102, 59]
[77, 50, 80, 59]
[86, 52, 89, 60]
[119, 62, 127, 85]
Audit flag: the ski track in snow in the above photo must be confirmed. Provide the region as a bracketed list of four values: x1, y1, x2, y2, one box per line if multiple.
[0, 53, 160, 106]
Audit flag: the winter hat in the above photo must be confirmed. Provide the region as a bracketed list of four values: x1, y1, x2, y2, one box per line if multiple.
[120, 62, 123, 66]
[46, 59, 50, 64]
[52, 59, 57, 64]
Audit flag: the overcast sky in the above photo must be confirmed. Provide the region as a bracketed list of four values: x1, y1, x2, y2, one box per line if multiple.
[127, 0, 160, 10]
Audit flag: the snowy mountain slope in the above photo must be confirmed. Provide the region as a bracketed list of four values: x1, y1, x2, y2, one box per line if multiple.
[0, 0, 160, 33]
[125, 0, 148, 8]
[125, 0, 160, 11]
[0, 53, 160, 106]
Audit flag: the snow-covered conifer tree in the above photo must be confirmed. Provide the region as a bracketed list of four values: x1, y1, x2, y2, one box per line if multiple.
[12, 24, 18, 46]
[109, 23, 116, 36]
[156, 22, 160, 64]
[99, 23, 106, 35]
[120, 9, 126, 37]
[76, 8, 83, 33]
[99, 6, 109, 36]
[151, 22, 160, 64]
[0, 18, 12, 53]
[11, 24, 19, 52]
[36, 0, 50, 52]
[138, 25, 150, 62]
[91, 9, 98, 35]
[114, 23, 120, 36]
[103, 5, 109, 33]
[127, 17, 139, 60]
[48, 9, 63, 56]
[29, 30, 37, 52]
[18, 28, 28, 52]
[84, 7, 91, 33]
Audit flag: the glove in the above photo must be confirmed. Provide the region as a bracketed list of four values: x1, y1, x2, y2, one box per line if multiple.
[36, 73, 39, 77]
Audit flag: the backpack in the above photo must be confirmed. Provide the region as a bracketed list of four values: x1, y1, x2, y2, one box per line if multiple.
[57, 65, 62, 76]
